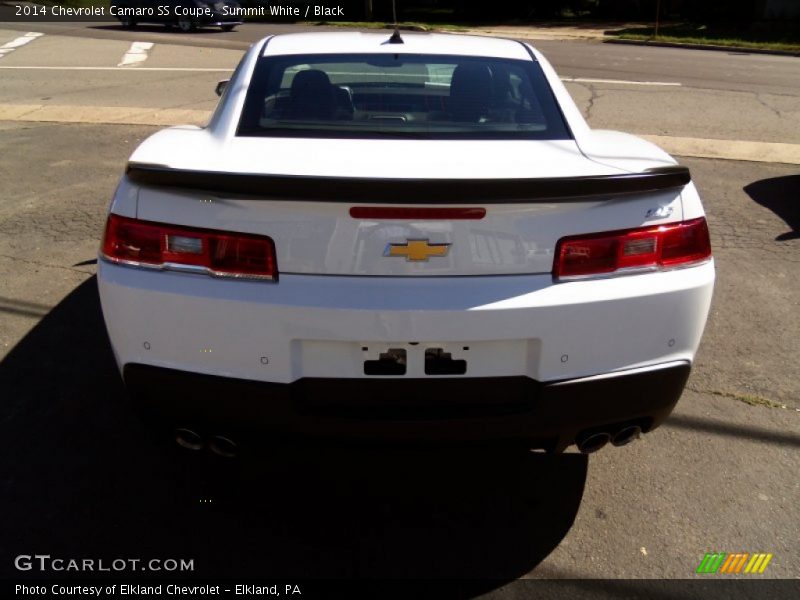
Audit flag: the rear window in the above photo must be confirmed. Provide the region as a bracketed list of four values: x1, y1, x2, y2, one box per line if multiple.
[237, 53, 571, 140]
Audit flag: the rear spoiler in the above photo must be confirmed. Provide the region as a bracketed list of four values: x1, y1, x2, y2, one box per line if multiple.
[126, 164, 690, 203]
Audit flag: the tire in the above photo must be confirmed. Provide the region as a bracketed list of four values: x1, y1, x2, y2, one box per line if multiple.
[119, 17, 136, 29]
[221, 25, 235, 32]
[178, 17, 196, 33]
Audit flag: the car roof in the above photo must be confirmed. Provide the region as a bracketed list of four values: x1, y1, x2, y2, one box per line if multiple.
[261, 32, 534, 61]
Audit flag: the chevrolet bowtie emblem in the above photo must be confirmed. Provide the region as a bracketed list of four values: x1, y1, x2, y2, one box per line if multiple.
[384, 239, 451, 262]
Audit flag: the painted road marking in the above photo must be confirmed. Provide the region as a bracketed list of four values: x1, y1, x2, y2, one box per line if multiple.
[0, 66, 232, 72]
[118, 42, 155, 67]
[0, 32, 43, 58]
[0, 104, 796, 165]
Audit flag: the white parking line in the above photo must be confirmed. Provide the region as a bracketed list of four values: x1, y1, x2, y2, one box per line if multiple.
[118, 41, 154, 68]
[561, 77, 682, 87]
[0, 32, 43, 59]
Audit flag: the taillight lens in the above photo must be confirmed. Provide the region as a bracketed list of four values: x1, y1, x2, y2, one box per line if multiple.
[101, 214, 278, 281]
[554, 217, 711, 279]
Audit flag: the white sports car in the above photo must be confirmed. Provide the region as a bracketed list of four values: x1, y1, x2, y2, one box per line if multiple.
[98, 32, 714, 455]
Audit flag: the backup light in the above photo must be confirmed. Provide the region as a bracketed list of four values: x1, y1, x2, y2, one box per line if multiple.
[167, 235, 203, 255]
[554, 217, 711, 279]
[101, 214, 278, 281]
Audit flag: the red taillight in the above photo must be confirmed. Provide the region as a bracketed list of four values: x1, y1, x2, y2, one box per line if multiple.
[554, 217, 711, 279]
[102, 214, 278, 281]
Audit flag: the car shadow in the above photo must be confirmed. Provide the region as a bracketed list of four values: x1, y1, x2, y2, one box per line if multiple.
[744, 175, 800, 241]
[0, 278, 588, 586]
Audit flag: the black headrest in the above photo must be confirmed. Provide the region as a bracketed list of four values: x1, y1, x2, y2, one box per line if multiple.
[288, 69, 335, 119]
[449, 64, 493, 122]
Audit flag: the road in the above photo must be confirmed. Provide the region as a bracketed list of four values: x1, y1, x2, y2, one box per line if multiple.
[0, 21, 798, 591]
[2, 19, 799, 93]
[1, 20, 798, 155]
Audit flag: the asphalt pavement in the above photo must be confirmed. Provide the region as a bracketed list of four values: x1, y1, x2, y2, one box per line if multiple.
[1, 22, 797, 159]
[0, 21, 798, 591]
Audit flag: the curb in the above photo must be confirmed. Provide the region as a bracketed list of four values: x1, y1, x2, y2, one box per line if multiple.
[605, 37, 800, 57]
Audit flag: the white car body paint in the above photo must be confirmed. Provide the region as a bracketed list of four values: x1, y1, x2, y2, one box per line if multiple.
[98, 33, 714, 445]
[132, 188, 684, 276]
[99, 262, 714, 384]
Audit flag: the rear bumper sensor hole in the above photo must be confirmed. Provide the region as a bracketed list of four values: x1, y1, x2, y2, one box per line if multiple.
[364, 348, 407, 376]
[425, 348, 467, 376]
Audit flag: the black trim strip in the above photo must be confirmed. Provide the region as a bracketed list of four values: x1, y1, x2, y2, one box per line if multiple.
[126, 164, 690, 203]
[518, 40, 539, 61]
[517, 40, 576, 141]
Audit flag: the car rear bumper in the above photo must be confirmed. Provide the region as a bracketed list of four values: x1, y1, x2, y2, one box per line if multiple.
[98, 260, 714, 384]
[123, 360, 691, 450]
[99, 260, 712, 448]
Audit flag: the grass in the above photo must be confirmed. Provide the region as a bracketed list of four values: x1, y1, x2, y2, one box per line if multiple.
[612, 24, 800, 52]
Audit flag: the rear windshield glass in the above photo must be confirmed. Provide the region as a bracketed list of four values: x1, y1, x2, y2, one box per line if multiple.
[237, 53, 571, 140]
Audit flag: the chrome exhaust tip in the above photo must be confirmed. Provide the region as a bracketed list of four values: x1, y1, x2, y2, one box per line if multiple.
[576, 432, 611, 454]
[175, 428, 204, 451]
[612, 425, 642, 447]
[208, 435, 238, 459]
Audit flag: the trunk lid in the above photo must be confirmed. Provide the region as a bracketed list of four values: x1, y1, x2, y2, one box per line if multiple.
[132, 134, 685, 277]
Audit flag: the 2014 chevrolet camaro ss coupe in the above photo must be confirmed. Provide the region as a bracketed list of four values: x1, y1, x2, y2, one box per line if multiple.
[98, 32, 714, 453]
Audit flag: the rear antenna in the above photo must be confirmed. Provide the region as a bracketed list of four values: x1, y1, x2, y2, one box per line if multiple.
[388, 0, 404, 44]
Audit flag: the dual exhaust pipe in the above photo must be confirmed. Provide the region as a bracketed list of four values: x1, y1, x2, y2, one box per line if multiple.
[576, 425, 642, 454]
[175, 428, 238, 458]
[177, 425, 640, 456]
